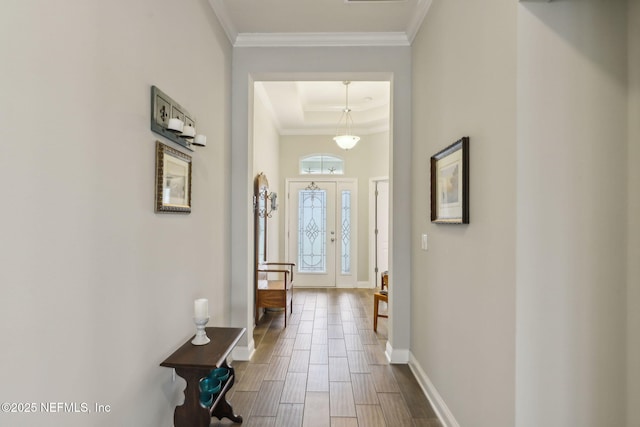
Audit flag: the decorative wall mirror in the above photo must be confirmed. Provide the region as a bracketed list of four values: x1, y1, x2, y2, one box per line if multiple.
[254, 173, 269, 264]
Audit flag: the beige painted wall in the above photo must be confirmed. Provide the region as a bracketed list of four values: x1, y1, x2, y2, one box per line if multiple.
[0, 1, 231, 425]
[279, 132, 390, 283]
[253, 89, 281, 263]
[411, 1, 517, 426]
[516, 1, 628, 426]
[628, 1, 640, 425]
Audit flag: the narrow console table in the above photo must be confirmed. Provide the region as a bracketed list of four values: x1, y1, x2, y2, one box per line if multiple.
[161, 327, 246, 427]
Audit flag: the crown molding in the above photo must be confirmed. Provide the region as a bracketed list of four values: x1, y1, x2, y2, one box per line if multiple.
[208, 0, 238, 45]
[280, 125, 389, 136]
[253, 83, 283, 131]
[234, 32, 411, 47]
[405, 0, 433, 43]
[208, 0, 434, 47]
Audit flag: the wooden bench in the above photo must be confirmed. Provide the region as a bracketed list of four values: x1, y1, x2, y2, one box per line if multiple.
[255, 262, 295, 327]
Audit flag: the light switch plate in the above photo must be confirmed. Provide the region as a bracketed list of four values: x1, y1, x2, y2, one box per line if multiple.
[421, 234, 428, 251]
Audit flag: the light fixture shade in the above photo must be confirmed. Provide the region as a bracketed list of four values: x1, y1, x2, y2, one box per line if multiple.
[333, 135, 360, 150]
[167, 118, 184, 132]
[181, 125, 196, 138]
[193, 134, 207, 146]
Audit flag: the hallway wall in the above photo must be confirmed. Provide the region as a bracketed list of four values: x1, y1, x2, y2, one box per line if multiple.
[410, 1, 517, 426]
[253, 86, 281, 262]
[627, 0, 640, 425]
[0, 1, 231, 425]
[516, 1, 629, 426]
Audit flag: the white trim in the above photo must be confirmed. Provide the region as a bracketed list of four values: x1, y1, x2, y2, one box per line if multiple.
[254, 82, 283, 132]
[234, 59, 412, 397]
[231, 339, 255, 361]
[369, 179, 377, 289]
[234, 32, 410, 47]
[405, 0, 433, 43]
[334, 281, 374, 289]
[280, 124, 389, 136]
[207, 0, 238, 45]
[369, 177, 390, 288]
[207, 0, 434, 47]
[385, 340, 410, 363]
[408, 352, 460, 427]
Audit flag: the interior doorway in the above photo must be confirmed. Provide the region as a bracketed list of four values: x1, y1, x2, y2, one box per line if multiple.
[253, 79, 390, 290]
[231, 49, 412, 362]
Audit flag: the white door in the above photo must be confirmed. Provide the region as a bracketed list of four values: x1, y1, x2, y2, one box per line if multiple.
[287, 180, 357, 287]
[376, 180, 389, 277]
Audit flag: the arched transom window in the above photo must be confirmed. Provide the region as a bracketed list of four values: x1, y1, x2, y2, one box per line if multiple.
[300, 154, 344, 175]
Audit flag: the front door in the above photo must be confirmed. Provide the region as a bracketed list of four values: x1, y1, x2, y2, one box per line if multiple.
[287, 180, 356, 287]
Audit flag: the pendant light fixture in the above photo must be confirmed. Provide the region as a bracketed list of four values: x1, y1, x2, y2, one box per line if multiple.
[333, 81, 360, 150]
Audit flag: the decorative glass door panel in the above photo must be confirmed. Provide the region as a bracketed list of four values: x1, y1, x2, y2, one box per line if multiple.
[341, 190, 351, 275]
[298, 188, 328, 273]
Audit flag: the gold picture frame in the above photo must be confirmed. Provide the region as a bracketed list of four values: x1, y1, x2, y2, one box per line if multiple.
[155, 141, 192, 213]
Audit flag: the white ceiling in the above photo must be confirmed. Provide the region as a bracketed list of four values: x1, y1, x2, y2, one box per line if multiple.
[208, 0, 425, 136]
[255, 81, 391, 136]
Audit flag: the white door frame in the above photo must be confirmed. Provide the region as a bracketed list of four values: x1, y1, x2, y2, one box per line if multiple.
[285, 178, 358, 288]
[231, 55, 412, 362]
[369, 177, 389, 288]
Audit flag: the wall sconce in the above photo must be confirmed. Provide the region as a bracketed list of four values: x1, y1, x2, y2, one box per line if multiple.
[151, 86, 207, 150]
[255, 191, 278, 218]
[269, 192, 278, 213]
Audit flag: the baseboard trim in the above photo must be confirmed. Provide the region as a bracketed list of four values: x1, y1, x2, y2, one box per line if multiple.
[299, 283, 373, 289]
[231, 339, 255, 362]
[385, 341, 410, 364]
[408, 352, 460, 427]
[334, 282, 374, 289]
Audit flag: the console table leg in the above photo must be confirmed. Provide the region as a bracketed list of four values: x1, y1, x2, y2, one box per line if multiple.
[211, 396, 243, 424]
[174, 368, 211, 427]
[211, 365, 243, 424]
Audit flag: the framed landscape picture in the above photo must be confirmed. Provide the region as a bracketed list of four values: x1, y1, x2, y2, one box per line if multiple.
[155, 141, 192, 213]
[430, 137, 469, 224]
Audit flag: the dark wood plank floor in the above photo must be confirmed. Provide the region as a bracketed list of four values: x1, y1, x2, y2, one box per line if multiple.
[215, 288, 442, 427]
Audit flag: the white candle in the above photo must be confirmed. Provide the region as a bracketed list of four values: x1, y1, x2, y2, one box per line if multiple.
[194, 298, 208, 318]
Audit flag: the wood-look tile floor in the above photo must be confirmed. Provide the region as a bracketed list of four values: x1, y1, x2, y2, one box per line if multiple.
[214, 288, 442, 427]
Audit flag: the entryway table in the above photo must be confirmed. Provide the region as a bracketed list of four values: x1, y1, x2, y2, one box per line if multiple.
[160, 327, 245, 426]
